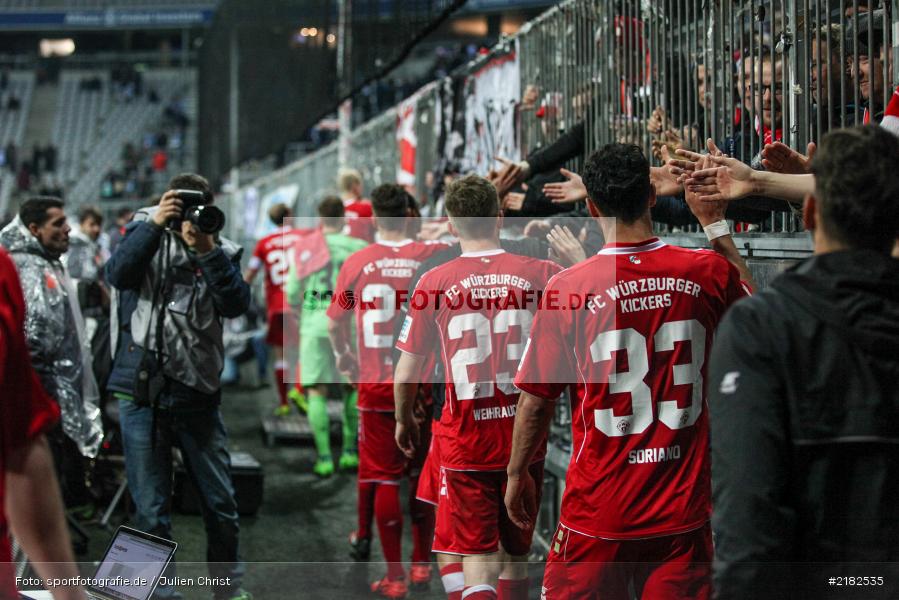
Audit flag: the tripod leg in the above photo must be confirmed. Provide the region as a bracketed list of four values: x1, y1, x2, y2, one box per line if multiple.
[100, 476, 129, 529]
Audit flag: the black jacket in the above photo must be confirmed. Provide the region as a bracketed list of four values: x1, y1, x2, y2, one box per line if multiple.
[105, 218, 250, 400]
[708, 250, 899, 600]
[526, 120, 585, 176]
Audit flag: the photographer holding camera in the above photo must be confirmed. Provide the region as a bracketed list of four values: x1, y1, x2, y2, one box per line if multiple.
[105, 174, 251, 600]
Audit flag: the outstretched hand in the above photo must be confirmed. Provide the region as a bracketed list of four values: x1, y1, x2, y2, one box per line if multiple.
[651, 147, 683, 197]
[418, 220, 450, 240]
[502, 191, 526, 211]
[647, 105, 668, 136]
[761, 141, 816, 174]
[493, 157, 528, 198]
[666, 138, 722, 182]
[543, 168, 587, 203]
[684, 155, 729, 225]
[547, 224, 586, 266]
[684, 153, 756, 203]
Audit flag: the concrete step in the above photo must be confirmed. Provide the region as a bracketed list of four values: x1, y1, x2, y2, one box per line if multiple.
[21, 81, 59, 151]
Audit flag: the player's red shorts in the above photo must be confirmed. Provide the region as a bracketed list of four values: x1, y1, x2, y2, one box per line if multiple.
[415, 434, 442, 506]
[541, 522, 712, 600]
[358, 409, 406, 483]
[265, 311, 299, 348]
[432, 461, 544, 556]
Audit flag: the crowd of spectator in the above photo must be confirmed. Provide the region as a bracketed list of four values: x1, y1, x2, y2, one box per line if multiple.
[3, 142, 63, 197]
[467, 3, 893, 240]
[100, 96, 190, 201]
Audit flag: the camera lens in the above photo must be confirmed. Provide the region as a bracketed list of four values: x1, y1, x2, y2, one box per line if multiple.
[186, 205, 226, 234]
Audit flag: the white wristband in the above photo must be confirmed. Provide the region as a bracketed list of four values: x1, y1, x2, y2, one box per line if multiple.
[703, 220, 731, 241]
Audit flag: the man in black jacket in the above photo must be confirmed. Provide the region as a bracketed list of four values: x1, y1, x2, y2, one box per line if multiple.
[105, 174, 251, 600]
[708, 125, 899, 599]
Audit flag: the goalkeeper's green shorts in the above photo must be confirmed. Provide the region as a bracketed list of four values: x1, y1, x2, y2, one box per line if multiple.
[299, 335, 343, 389]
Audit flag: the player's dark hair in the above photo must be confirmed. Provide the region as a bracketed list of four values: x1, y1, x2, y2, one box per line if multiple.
[444, 174, 499, 239]
[19, 196, 64, 228]
[115, 206, 134, 220]
[371, 183, 414, 230]
[810, 125, 899, 253]
[168, 173, 213, 204]
[268, 202, 291, 226]
[78, 204, 103, 226]
[582, 143, 651, 224]
[318, 195, 345, 229]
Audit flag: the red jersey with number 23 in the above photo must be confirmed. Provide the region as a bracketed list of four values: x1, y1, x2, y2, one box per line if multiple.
[396, 249, 562, 471]
[515, 238, 749, 540]
[327, 239, 450, 411]
[249, 227, 309, 316]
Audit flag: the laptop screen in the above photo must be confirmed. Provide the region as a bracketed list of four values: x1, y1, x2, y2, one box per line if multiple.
[89, 528, 176, 600]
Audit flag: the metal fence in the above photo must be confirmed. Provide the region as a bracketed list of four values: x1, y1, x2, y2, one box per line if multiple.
[230, 0, 898, 241]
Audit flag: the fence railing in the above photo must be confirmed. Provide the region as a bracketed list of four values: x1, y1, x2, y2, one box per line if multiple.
[228, 0, 898, 244]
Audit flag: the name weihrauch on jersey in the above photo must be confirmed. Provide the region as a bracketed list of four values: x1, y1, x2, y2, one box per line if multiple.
[472, 404, 517, 421]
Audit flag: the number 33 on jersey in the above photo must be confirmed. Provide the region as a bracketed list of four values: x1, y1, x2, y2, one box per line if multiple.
[514, 238, 749, 540]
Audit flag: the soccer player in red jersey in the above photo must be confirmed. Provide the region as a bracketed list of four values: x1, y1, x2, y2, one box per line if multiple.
[245, 203, 309, 415]
[394, 174, 562, 600]
[327, 184, 449, 598]
[506, 144, 753, 600]
[1, 248, 86, 600]
[338, 167, 376, 242]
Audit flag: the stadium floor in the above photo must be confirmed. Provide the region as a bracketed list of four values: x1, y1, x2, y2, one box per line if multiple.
[75, 371, 545, 599]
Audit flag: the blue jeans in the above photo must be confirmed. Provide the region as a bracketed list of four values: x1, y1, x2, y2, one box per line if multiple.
[221, 357, 240, 384]
[221, 334, 268, 384]
[119, 396, 244, 599]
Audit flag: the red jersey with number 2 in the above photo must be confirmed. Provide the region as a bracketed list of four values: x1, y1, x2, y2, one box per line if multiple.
[396, 249, 562, 471]
[515, 238, 750, 540]
[249, 227, 309, 315]
[327, 239, 450, 411]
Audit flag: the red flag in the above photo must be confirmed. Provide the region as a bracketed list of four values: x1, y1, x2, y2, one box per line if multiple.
[397, 99, 417, 185]
[291, 228, 331, 280]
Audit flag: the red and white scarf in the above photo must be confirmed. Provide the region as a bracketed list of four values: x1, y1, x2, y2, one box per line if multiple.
[880, 84, 899, 137]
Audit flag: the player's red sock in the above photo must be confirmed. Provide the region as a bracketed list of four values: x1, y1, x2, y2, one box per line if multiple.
[374, 483, 404, 580]
[409, 485, 436, 563]
[461, 585, 497, 599]
[357, 481, 376, 540]
[497, 577, 528, 600]
[274, 360, 288, 406]
[439, 563, 464, 600]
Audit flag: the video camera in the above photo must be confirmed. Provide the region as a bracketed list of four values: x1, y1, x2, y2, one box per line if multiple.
[171, 189, 226, 235]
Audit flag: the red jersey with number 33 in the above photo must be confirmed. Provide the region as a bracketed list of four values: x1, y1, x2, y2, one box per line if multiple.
[249, 227, 309, 316]
[514, 238, 750, 539]
[396, 249, 562, 471]
[328, 239, 450, 411]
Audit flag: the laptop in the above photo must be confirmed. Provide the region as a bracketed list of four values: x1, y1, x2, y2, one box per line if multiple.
[20, 526, 177, 600]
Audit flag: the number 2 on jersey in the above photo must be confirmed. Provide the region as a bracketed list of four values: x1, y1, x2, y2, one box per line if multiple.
[361, 283, 396, 348]
[590, 319, 705, 437]
[266, 249, 290, 286]
[448, 310, 534, 400]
